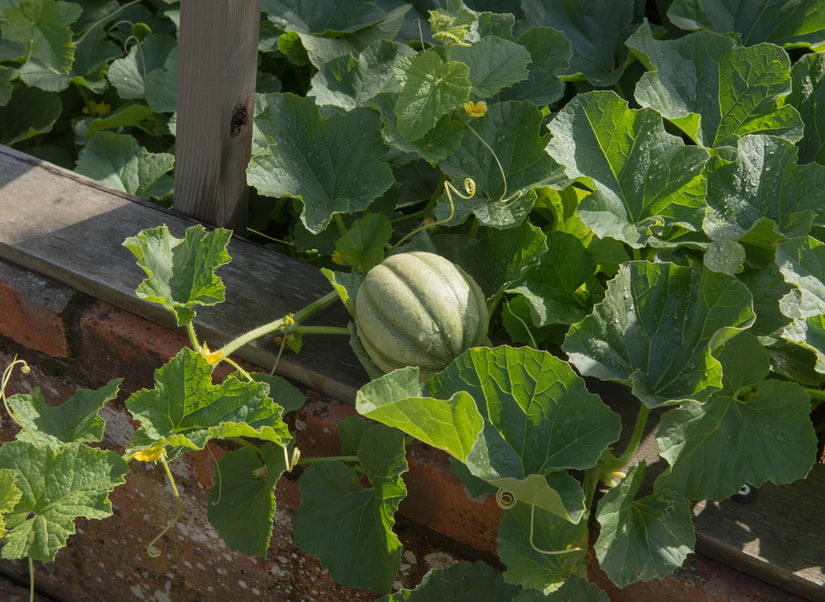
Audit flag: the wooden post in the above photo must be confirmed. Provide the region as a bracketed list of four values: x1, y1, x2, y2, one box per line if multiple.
[173, 0, 260, 231]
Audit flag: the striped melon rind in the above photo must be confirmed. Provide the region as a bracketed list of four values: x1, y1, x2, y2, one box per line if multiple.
[355, 251, 488, 379]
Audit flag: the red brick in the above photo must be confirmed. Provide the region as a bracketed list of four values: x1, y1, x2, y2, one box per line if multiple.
[80, 301, 190, 392]
[0, 259, 74, 357]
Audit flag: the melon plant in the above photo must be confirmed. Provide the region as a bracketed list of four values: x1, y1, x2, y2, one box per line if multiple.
[354, 252, 489, 380]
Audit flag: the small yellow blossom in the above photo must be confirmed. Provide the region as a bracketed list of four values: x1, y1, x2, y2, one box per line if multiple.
[463, 100, 487, 118]
[134, 446, 165, 462]
[82, 100, 112, 117]
[201, 345, 224, 365]
[331, 250, 345, 265]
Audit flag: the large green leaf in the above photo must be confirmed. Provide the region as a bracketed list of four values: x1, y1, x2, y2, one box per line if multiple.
[499, 26, 571, 106]
[656, 331, 817, 500]
[788, 51, 825, 165]
[0, 469, 22, 540]
[309, 39, 415, 110]
[248, 93, 394, 234]
[124, 349, 291, 457]
[426, 347, 620, 521]
[451, 35, 531, 97]
[497, 501, 588, 592]
[294, 423, 407, 593]
[262, 0, 387, 35]
[563, 261, 755, 408]
[75, 132, 174, 201]
[521, 0, 638, 87]
[122, 224, 231, 326]
[627, 25, 803, 148]
[1, 0, 82, 74]
[776, 236, 825, 371]
[546, 90, 709, 248]
[371, 91, 466, 163]
[777, 235, 825, 319]
[508, 230, 602, 327]
[0, 441, 129, 562]
[393, 49, 470, 142]
[356, 367, 484, 463]
[428, 346, 621, 474]
[703, 134, 825, 242]
[668, 0, 825, 48]
[430, 219, 548, 299]
[7, 378, 121, 446]
[437, 100, 569, 228]
[207, 443, 288, 556]
[0, 84, 61, 145]
[595, 462, 694, 588]
[106, 34, 176, 99]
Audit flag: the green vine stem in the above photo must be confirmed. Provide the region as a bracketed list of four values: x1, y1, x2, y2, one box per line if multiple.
[0, 358, 37, 444]
[806, 387, 825, 409]
[603, 405, 651, 474]
[146, 454, 182, 558]
[390, 178, 476, 251]
[214, 290, 341, 359]
[298, 455, 359, 465]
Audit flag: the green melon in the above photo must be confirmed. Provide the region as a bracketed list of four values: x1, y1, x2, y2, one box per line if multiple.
[355, 251, 489, 380]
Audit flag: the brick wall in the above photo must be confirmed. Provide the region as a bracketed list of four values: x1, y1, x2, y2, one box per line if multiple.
[0, 257, 801, 601]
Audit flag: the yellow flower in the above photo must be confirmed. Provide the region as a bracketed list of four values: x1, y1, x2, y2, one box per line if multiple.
[331, 250, 345, 265]
[201, 345, 224, 365]
[463, 101, 487, 118]
[81, 100, 112, 117]
[133, 446, 165, 462]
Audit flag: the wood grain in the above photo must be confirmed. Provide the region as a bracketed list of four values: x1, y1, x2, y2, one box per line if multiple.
[173, 0, 260, 230]
[0, 144, 367, 401]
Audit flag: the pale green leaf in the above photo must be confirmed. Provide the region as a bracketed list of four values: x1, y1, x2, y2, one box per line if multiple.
[393, 49, 470, 141]
[124, 349, 290, 456]
[451, 36, 531, 97]
[0, 441, 129, 562]
[122, 224, 231, 326]
[8, 378, 121, 446]
[1, 0, 82, 74]
[546, 90, 709, 248]
[356, 367, 484, 463]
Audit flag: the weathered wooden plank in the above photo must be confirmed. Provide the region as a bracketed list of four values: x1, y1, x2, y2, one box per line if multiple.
[0, 144, 367, 401]
[174, 0, 260, 230]
[693, 465, 825, 600]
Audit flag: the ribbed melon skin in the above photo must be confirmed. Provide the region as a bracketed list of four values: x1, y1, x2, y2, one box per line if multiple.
[355, 252, 488, 379]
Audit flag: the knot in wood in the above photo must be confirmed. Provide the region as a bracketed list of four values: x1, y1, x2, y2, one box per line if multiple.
[230, 105, 248, 137]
